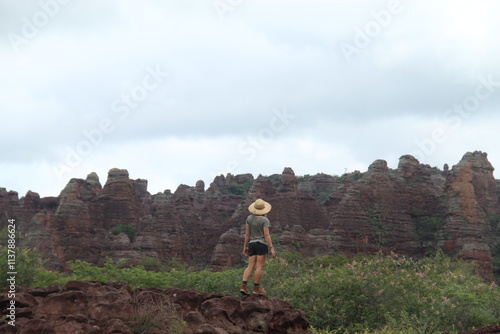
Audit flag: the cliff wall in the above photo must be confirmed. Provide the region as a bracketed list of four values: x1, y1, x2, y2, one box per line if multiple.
[1, 151, 499, 280]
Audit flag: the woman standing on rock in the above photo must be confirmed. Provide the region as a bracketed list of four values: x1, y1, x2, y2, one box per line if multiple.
[240, 198, 276, 296]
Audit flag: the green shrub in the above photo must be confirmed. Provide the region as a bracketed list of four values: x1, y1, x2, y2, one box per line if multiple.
[137, 257, 189, 272]
[365, 208, 392, 246]
[487, 213, 500, 230]
[32, 269, 67, 288]
[492, 244, 500, 282]
[0, 227, 65, 289]
[227, 181, 251, 196]
[218, 180, 252, 196]
[413, 213, 447, 243]
[110, 224, 137, 242]
[317, 191, 333, 203]
[297, 174, 312, 182]
[0, 247, 45, 289]
[263, 250, 500, 333]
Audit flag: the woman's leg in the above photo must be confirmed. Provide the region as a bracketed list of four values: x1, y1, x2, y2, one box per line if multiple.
[242, 255, 257, 282]
[253, 254, 267, 284]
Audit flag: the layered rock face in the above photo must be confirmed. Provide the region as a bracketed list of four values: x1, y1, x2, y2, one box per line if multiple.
[0, 281, 311, 334]
[1, 151, 499, 279]
[440, 152, 500, 279]
[324, 156, 446, 258]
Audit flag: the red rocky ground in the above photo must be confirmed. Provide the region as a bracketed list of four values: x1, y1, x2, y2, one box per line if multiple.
[0, 281, 311, 334]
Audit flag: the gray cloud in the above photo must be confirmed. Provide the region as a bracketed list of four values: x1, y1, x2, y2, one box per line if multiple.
[1, 0, 500, 197]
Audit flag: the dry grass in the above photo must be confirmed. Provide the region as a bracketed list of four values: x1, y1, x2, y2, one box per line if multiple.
[130, 290, 185, 334]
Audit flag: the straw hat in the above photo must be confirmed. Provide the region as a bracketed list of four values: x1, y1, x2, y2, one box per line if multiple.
[248, 199, 272, 215]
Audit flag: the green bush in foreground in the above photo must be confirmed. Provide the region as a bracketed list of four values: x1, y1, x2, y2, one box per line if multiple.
[2, 248, 499, 333]
[0, 247, 45, 287]
[263, 251, 500, 333]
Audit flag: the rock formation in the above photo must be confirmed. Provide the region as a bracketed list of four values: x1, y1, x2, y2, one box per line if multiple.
[0, 281, 311, 334]
[440, 152, 499, 279]
[1, 151, 499, 280]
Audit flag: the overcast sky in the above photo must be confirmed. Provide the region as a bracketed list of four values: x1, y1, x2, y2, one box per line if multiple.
[1, 0, 500, 198]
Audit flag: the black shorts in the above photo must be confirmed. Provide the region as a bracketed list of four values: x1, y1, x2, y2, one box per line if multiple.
[248, 242, 268, 256]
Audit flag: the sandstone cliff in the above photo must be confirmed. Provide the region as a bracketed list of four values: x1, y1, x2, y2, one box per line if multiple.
[1, 151, 499, 280]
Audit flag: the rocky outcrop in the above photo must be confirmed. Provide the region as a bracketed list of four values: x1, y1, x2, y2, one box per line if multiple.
[0, 281, 311, 334]
[211, 168, 335, 270]
[326, 155, 446, 257]
[441, 151, 499, 279]
[1, 151, 499, 280]
[0, 189, 23, 224]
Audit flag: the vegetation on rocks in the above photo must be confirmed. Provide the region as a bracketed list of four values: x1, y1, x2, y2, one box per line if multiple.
[1, 238, 498, 334]
[110, 223, 137, 242]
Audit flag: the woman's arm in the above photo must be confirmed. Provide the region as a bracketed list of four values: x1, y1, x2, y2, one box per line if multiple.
[243, 224, 250, 256]
[263, 227, 276, 258]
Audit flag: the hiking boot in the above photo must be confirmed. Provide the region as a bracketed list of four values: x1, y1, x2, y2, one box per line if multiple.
[240, 284, 250, 296]
[253, 286, 267, 295]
